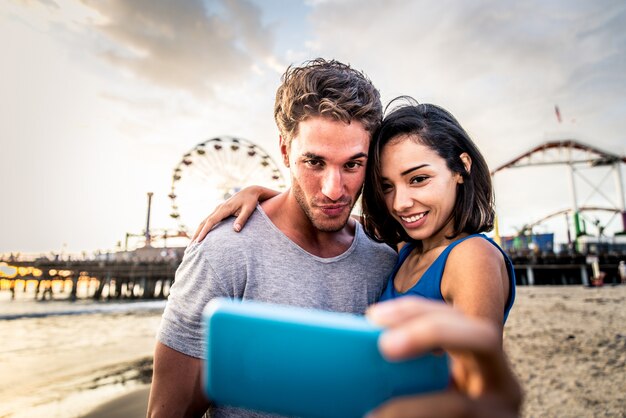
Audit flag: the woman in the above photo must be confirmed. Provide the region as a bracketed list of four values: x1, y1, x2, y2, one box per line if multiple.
[362, 98, 515, 331]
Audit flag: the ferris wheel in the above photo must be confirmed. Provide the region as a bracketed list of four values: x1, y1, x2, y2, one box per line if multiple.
[169, 136, 287, 234]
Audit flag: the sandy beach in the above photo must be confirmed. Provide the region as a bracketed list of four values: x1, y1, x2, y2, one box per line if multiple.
[1, 285, 625, 418]
[0, 297, 162, 418]
[504, 286, 626, 417]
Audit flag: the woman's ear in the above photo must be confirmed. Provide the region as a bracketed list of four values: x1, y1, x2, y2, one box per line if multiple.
[458, 153, 472, 184]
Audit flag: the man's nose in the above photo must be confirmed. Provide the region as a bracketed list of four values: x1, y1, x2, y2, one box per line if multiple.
[321, 168, 344, 201]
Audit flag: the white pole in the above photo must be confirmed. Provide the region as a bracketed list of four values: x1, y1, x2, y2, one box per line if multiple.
[613, 162, 626, 232]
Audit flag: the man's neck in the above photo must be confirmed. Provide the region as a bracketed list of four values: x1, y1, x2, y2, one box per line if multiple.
[261, 191, 356, 258]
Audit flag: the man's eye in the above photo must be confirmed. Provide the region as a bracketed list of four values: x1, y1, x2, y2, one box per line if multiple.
[410, 175, 428, 184]
[345, 161, 363, 170]
[305, 159, 323, 167]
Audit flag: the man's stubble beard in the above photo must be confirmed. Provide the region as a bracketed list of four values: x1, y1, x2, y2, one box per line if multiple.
[291, 178, 361, 233]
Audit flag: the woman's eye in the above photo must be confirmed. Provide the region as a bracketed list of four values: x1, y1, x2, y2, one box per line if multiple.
[381, 183, 393, 193]
[410, 175, 428, 184]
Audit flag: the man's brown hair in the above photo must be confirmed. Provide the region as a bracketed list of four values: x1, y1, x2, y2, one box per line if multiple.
[274, 58, 382, 147]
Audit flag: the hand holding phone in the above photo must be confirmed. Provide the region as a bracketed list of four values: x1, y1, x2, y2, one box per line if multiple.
[203, 298, 450, 418]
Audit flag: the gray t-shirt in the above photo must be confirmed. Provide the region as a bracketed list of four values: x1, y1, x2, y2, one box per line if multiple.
[158, 205, 397, 417]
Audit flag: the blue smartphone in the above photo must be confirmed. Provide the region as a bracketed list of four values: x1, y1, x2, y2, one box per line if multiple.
[203, 298, 450, 418]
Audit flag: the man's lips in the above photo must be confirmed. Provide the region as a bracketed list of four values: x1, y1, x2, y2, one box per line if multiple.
[317, 203, 350, 216]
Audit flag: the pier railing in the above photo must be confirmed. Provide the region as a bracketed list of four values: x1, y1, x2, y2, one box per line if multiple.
[1, 248, 625, 301]
[0, 248, 184, 301]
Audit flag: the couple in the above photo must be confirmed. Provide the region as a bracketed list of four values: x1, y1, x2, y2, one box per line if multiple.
[148, 59, 521, 418]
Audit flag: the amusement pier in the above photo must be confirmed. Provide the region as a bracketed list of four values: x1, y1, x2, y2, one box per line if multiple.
[2, 138, 626, 301]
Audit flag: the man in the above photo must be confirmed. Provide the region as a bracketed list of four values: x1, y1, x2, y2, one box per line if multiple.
[148, 59, 398, 417]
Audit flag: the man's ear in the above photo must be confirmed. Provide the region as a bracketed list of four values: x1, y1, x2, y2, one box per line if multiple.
[458, 153, 472, 184]
[279, 136, 290, 167]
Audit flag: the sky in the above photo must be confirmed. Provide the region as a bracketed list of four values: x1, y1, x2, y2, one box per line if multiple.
[2, 0, 625, 255]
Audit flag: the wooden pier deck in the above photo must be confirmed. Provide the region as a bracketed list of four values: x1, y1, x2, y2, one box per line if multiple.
[1, 247, 624, 302]
[0, 247, 184, 301]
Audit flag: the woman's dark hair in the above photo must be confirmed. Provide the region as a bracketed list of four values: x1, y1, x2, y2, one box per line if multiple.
[362, 97, 495, 246]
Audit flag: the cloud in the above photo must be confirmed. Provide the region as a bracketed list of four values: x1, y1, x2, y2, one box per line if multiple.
[306, 0, 626, 151]
[19, 0, 59, 10]
[302, 0, 626, 239]
[80, 0, 275, 97]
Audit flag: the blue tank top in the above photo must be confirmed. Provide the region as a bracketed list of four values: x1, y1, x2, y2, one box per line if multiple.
[379, 234, 516, 323]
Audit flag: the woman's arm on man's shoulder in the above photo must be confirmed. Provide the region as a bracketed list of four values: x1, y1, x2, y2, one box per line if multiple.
[192, 185, 280, 242]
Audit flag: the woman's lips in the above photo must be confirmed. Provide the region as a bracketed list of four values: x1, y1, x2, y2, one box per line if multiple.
[399, 211, 428, 227]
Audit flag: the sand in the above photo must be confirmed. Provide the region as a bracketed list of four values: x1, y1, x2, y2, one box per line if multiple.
[81, 386, 151, 418]
[1, 285, 625, 418]
[504, 286, 626, 417]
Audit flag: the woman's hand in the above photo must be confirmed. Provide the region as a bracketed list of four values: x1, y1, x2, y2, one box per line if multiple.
[191, 185, 280, 242]
[366, 297, 522, 418]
